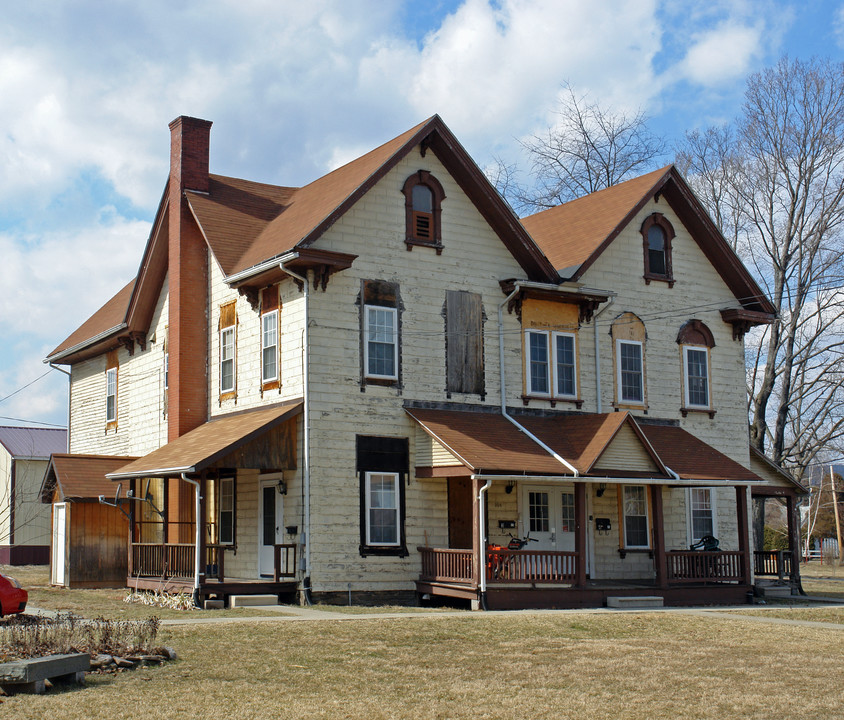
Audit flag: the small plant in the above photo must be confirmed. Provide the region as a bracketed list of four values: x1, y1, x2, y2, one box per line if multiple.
[124, 589, 197, 610]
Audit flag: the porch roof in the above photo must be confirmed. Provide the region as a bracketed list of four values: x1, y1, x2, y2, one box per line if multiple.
[41, 453, 139, 502]
[406, 407, 765, 485]
[107, 400, 302, 480]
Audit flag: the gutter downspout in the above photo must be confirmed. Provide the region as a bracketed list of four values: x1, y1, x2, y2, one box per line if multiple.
[50, 363, 72, 451]
[497, 285, 578, 477]
[477, 477, 492, 603]
[591, 296, 615, 414]
[180, 472, 202, 607]
[280, 257, 312, 604]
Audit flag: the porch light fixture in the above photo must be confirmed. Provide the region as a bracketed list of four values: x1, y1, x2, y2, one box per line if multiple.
[596, 483, 607, 498]
[277, 479, 287, 495]
[505, 479, 515, 494]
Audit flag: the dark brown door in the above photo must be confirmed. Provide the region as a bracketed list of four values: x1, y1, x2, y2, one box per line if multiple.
[448, 477, 473, 549]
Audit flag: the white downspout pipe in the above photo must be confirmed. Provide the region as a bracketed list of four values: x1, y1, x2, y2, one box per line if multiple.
[50, 363, 72, 451]
[280, 258, 311, 601]
[180, 472, 202, 605]
[497, 285, 579, 477]
[478, 478, 492, 596]
[591, 296, 615, 414]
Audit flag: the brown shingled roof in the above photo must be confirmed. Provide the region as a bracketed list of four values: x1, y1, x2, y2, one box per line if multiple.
[108, 401, 302, 478]
[42, 454, 139, 502]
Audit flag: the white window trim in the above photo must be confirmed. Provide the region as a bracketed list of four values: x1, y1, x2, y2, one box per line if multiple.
[106, 367, 117, 423]
[261, 309, 279, 384]
[525, 330, 578, 399]
[364, 471, 400, 546]
[364, 305, 399, 380]
[220, 326, 236, 394]
[686, 487, 717, 545]
[616, 339, 645, 405]
[682, 345, 710, 409]
[622, 485, 650, 549]
[219, 477, 235, 545]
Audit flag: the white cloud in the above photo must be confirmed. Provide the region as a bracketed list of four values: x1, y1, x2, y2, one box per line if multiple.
[678, 21, 765, 86]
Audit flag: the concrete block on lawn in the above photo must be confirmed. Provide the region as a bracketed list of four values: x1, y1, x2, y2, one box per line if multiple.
[606, 596, 664, 609]
[203, 599, 225, 610]
[230, 594, 279, 608]
[0, 653, 90, 695]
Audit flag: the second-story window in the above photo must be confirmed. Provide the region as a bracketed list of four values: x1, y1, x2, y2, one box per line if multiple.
[402, 170, 446, 253]
[106, 349, 118, 428]
[677, 319, 716, 416]
[611, 312, 647, 409]
[525, 330, 578, 400]
[641, 213, 675, 286]
[361, 280, 401, 387]
[261, 286, 280, 390]
[219, 301, 237, 399]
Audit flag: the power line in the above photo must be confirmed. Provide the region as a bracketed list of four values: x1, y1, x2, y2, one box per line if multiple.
[0, 369, 55, 406]
[0, 415, 66, 428]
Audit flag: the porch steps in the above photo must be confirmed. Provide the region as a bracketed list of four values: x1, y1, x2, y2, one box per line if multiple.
[755, 584, 794, 599]
[229, 594, 279, 608]
[606, 596, 664, 609]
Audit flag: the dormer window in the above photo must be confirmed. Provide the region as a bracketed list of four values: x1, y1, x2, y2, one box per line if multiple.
[641, 213, 675, 286]
[402, 170, 445, 254]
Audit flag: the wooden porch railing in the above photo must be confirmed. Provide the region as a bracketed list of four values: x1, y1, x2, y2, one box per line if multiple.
[753, 550, 793, 580]
[486, 548, 578, 583]
[132, 543, 308, 583]
[418, 547, 475, 584]
[666, 551, 744, 584]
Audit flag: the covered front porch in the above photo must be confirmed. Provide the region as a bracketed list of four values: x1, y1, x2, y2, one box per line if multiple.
[107, 401, 303, 604]
[407, 406, 762, 609]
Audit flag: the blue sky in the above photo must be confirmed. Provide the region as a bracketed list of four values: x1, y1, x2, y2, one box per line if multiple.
[1, 0, 843, 429]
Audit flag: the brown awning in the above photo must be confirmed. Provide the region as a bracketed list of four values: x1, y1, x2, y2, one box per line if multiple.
[107, 401, 302, 479]
[41, 454, 140, 502]
[406, 406, 765, 485]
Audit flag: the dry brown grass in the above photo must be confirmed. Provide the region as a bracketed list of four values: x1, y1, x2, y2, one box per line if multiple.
[733, 607, 844, 624]
[3, 612, 842, 719]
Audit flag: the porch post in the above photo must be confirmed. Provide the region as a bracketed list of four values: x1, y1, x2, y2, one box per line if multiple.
[786, 493, 799, 583]
[472, 476, 483, 589]
[198, 472, 207, 587]
[574, 483, 587, 587]
[735, 485, 752, 586]
[650, 485, 668, 589]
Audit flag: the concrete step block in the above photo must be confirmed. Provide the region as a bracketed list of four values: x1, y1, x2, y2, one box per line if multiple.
[606, 595, 664, 609]
[229, 594, 279, 608]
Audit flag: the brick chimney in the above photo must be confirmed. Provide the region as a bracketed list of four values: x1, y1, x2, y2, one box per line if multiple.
[167, 116, 212, 440]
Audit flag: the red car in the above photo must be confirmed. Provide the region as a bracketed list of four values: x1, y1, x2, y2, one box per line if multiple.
[0, 572, 27, 617]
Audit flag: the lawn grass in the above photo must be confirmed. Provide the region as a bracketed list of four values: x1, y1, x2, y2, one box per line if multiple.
[3, 612, 842, 719]
[731, 607, 844, 624]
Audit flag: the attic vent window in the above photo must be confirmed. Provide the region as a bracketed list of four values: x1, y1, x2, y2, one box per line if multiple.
[402, 170, 445, 254]
[641, 213, 675, 287]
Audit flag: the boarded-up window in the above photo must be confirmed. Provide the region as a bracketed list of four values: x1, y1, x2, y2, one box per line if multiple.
[445, 290, 484, 396]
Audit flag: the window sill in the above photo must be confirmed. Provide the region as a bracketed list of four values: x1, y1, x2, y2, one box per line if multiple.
[643, 273, 675, 288]
[521, 395, 584, 409]
[219, 391, 237, 403]
[680, 407, 716, 419]
[261, 380, 280, 393]
[612, 403, 648, 413]
[618, 548, 653, 559]
[405, 237, 443, 255]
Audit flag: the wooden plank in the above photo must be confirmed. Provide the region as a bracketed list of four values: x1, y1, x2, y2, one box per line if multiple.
[445, 290, 484, 396]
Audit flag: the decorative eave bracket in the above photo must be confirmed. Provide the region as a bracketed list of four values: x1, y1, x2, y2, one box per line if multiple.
[720, 308, 776, 341]
[499, 280, 610, 324]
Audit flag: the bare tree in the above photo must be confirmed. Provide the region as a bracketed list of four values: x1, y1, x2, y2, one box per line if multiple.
[496, 84, 667, 214]
[678, 58, 844, 485]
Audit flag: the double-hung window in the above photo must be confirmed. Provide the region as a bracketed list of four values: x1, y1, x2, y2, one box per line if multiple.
[261, 310, 278, 384]
[365, 306, 398, 380]
[622, 485, 649, 548]
[616, 339, 644, 404]
[219, 301, 237, 397]
[106, 367, 117, 423]
[525, 330, 577, 399]
[688, 488, 715, 544]
[365, 472, 400, 546]
[219, 477, 235, 545]
[683, 346, 710, 408]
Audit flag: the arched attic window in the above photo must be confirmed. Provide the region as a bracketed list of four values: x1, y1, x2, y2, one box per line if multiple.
[402, 170, 446, 254]
[641, 213, 675, 286]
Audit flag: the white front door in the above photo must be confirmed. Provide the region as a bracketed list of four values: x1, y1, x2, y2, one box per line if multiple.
[522, 485, 576, 552]
[52, 503, 67, 586]
[259, 481, 283, 577]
